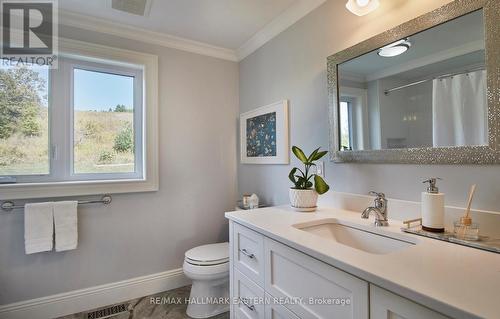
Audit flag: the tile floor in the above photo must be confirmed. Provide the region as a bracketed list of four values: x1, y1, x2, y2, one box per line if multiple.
[57, 285, 229, 319]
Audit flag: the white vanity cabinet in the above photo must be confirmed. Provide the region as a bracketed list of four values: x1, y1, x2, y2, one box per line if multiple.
[264, 294, 300, 319]
[233, 269, 265, 319]
[264, 237, 368, 319]
[370, 285, 449, 319]
[232, 223, 265, 286]
[230, 222, 368, 319]
[229, 221, 452, 319]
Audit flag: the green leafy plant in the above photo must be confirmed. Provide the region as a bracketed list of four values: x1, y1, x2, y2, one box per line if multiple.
[113, 123, 134, 153]
[20, 117, 41, 137]
[98, 150, 115, 164]
[288, 146, 330, 195]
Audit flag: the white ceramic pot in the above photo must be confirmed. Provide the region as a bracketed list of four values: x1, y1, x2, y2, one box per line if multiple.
[289, 188, 318, 212]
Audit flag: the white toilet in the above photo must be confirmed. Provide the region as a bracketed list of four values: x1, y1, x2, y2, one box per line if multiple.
[183, 242, 230, 318]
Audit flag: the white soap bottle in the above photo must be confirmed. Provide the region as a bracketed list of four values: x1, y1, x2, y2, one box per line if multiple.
[421, 178, 445, 232]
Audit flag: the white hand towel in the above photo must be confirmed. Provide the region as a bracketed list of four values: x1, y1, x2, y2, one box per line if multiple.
[24, 202, 54, 254]
[53, 201, 78, 252]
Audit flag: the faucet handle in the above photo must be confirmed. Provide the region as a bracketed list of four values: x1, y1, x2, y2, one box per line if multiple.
[369, 191, 385, 199]
[369, 191, 386, 209]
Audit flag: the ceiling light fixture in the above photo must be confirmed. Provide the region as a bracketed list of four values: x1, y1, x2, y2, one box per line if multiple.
[345, 0, 380, 16]
[377, 38, 411, 57]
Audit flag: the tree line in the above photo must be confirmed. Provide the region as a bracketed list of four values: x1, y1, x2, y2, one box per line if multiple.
[0, 67, 46, 139]
[0, 67, 133, 140]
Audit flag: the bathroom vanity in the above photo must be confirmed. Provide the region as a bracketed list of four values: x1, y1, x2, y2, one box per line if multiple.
[227, 0, 500, 317]
[225, 206, 500, 319]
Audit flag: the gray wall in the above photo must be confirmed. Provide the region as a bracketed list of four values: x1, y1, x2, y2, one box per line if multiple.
[238, 0, 500, 212]
[0, 26, 239, 304]
[376, 77, 433, 149]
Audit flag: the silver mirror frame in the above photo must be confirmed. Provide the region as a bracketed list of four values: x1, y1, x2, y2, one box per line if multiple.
[327, 0, 500, 164]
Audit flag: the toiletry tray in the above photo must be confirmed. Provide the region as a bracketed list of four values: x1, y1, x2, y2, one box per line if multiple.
[401, 226, 500, 254]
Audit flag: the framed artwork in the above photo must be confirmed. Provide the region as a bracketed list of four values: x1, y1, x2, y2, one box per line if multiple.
[240, 100, 289, 164]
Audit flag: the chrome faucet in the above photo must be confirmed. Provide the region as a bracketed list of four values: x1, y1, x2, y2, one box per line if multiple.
[361, 191, 389, 226]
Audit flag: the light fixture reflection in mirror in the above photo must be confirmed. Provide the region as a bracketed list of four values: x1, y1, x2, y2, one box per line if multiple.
[378, 38, 412, 57]
[345, 0, 380, 16]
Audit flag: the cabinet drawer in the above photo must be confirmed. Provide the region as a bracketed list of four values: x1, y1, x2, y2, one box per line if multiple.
[233, 223, 265, 286]
[370, 285, 450, 319]
[233, 269, 265, 319]
[264, 294, 300, 319]
[264, 238, 369, 319]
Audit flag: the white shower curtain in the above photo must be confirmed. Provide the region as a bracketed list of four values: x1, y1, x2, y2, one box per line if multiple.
[432, 70, 487, 147]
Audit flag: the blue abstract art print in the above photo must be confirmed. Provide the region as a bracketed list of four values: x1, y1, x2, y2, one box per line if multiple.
[240, 100, 289, 164]
[246, 112, 277, 157]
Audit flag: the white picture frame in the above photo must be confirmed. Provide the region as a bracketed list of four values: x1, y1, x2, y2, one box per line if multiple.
[240, 100, 289, 164]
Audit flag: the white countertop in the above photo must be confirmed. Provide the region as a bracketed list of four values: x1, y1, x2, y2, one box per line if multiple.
[225, 206, 500, 319]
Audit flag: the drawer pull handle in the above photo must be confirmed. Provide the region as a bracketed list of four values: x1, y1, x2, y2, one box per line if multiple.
[239, 298, 256, 311]
[239, 248, 255, 259]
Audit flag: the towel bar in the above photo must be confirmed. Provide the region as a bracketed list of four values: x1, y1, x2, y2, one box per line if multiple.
[0, 195, 112, 212]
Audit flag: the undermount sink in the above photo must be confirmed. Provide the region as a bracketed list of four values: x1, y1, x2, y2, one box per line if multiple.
[293, 219, 416, 255]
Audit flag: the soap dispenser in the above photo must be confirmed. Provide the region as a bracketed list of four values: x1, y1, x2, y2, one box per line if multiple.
[421, 178, 445, 232]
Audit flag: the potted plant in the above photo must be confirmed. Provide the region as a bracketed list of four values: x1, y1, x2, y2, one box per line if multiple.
[288, 146, 330, 212]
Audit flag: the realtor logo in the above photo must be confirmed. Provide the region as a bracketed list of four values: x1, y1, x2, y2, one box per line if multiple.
[1, 0, 58, 67]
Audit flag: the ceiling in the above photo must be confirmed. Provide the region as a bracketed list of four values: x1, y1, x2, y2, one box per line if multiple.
[59, 0, 300, 50]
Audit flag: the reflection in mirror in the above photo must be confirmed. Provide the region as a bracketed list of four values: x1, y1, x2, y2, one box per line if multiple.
[340, 100, 352, 150]
[338, 10, 486, 151]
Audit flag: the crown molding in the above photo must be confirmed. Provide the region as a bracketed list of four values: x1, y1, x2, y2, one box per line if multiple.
[59, 0, 327, 63]
[59, 10, 239, 62]
[236, 0, 327, 61]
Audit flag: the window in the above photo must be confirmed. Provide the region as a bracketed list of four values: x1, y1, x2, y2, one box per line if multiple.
[0, 64, 50, 177]
[0, 39, 158, 199]
[339, 99, 353, 151]
[71, 62, 143, 177]
[1, 58, 143, 182]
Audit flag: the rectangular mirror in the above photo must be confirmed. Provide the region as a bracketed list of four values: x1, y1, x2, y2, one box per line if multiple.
[328, 0, 500, 164]
[339, 10, 485, 151]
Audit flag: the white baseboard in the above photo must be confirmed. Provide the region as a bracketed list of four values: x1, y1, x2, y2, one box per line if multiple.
[0, 268, 190, 319]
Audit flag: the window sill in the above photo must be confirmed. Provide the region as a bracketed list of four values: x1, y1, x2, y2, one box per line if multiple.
[0, 178, 158, 200]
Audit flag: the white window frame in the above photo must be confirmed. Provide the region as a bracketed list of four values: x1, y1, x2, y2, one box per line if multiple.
[68, 59, 144, 181]
[339, 98, 353, 150]
[340, 86, 369, 151]
[0, 38, 158, 200]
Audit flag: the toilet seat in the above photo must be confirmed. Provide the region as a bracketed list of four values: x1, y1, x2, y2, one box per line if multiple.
[185, 242, 229, 266]
[185, 257, 228, 266]
[183, 260, 229, 278]
[183, 242, 230, 318]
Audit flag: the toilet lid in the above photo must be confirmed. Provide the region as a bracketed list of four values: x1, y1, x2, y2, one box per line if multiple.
[185, 242, 229, 265]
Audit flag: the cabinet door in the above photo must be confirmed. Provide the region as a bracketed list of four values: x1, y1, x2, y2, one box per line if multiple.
[265, 294, 300, 319]
[229, 221, 235, 319]
[233, 269, 265, 319]
[233, 223, 265, 286]
[264, 238, 368, 319]
[370, 285, 450, 319]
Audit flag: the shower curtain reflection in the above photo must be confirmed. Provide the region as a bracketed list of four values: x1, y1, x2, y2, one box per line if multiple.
[432, 70, 487, 147]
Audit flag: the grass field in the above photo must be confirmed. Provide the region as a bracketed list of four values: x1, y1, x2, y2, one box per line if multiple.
[0, 110, 134, 176]
[0, 108, 49, 175]
[74, 111, 134, 174]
